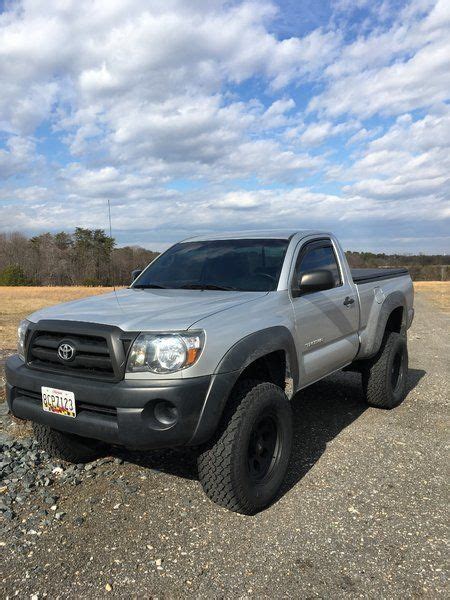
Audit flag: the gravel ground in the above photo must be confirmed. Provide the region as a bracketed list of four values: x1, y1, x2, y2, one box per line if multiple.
[1, 291, 448, 599]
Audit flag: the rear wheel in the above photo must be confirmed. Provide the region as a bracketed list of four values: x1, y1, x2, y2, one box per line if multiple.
[362, 332, 408, 409]
[197, 380, 293, 514]
[33, 423, 106, 463]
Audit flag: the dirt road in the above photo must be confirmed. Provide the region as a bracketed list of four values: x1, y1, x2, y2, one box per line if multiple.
[1, 290, 449, 598]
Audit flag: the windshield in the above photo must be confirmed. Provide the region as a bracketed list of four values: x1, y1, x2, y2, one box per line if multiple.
[133, 239, 289, 292]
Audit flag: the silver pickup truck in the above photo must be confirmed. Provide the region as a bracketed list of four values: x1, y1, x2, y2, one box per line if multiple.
[6, 230, 414, 514]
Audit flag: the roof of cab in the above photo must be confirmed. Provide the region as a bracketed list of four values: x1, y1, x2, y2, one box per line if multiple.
[184, 229, 322, 241]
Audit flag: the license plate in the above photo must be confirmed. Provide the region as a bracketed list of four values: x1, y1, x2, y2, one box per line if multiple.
[41, 386, 76, 418]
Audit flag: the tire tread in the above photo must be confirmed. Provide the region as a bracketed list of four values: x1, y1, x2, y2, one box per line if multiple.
[33, 423, 104, 463]
[197, 380, 290, 514]
[362, 332, 407, 409]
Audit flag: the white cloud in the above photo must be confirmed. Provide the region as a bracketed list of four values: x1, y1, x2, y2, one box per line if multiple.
[61, 164, 159, 199]
[1, 183, 446, 247]
[341, 107, 450, 220]
[0, 0, 449, 253]
[299, 120, 359, 146]
[309, 0, 450, 118]
[267, 28, 342, 89]
[0, 0, 333, 184]
[0, 185, 49, 202]
[346, 127, 382, 146]
[0, 136, 42, 178]
[259, 98, 296, 129]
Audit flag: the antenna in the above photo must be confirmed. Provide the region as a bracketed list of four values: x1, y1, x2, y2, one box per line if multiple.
[107, 199, 117, 293]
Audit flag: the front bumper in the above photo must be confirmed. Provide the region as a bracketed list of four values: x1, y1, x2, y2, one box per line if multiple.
[6, 355, 212, 450]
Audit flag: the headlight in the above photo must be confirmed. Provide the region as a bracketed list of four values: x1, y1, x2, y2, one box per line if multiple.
[126, 331, 204, 373]
[18, 319, 30, 361]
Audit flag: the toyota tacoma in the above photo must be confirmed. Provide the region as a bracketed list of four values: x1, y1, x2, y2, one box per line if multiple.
[6, 230, 414, 514]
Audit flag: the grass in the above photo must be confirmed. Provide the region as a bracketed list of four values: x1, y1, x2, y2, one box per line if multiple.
[413, 281, 450, 313]
[0, 286, 114, 349]
[0, 282, 448, 350]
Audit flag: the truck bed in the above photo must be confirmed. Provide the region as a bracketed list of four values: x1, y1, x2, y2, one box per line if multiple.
[351, 267, 409, 284]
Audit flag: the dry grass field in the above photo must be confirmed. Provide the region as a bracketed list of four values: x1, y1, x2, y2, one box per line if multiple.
[0, 282, 448, 350]
[0, 286, 114, 349]
[413, 281, 450, 313]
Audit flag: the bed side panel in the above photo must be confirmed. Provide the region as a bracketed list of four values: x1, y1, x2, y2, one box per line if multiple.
[356, 275, 413, 359]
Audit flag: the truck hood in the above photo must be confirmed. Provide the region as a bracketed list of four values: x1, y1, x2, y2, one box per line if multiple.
[28, 288, 268, 331]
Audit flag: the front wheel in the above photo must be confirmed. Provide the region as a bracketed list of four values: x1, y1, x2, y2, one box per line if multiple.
[362, 332, 409, 409]
[33, 423, 107, 463]
[197, 380, 293, 514]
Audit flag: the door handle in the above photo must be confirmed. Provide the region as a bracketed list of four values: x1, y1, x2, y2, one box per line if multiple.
[343, 296, 355, 306]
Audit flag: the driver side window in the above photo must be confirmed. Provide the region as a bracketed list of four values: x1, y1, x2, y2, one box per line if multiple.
[293, 243, 342, 293]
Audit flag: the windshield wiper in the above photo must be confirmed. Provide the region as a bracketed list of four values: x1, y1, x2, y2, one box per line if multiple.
[133, 283, 167, 289]
[179, 283, 237, 291]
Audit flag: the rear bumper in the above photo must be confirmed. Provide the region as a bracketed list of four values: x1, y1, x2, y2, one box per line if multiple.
[6, 355, 213, 450]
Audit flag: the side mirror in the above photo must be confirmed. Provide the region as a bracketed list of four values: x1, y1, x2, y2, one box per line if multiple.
[295, 269, 335, 296]
[131, 269, 143, 284]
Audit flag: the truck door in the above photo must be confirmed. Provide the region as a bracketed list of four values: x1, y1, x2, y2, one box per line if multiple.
[290, 238, 359, 387]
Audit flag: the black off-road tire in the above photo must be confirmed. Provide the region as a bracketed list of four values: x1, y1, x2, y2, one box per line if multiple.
[197, 380, 293, 515]
[362, 332, 408, 409]
[32, 423, 106, 463]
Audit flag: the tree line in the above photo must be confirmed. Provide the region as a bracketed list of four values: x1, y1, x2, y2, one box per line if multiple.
[0, 229, 158, 286]
[345, 251, 449, 281]
[0, 229, 448, 285]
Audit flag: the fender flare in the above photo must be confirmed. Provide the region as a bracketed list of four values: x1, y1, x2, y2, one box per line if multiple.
[359, 291, 407, 359]
[215, 325, 299, 384]
[188, 326, 299, 445]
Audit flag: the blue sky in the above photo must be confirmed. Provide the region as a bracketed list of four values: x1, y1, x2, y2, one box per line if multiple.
[0, 0, 449, 253]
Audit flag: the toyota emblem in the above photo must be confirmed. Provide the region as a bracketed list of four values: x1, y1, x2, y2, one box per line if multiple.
[58, 342, 75, 361]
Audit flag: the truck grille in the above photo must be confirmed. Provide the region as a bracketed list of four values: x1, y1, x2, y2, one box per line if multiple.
[29, 331, 114, 378]
[26, 320, 136, 382]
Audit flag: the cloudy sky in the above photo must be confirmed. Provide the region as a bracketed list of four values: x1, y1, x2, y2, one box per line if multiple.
[0, 0, 449, 253]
